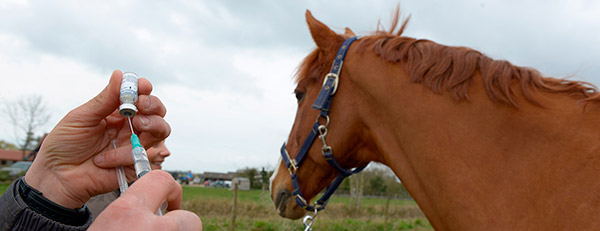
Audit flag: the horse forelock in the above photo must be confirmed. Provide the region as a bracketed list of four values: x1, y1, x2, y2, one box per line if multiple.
[294, 48, 332, 85]
[296, 6, 600, 107]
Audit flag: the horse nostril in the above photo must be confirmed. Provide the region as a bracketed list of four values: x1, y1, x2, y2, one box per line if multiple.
[275, 190, 291, 212]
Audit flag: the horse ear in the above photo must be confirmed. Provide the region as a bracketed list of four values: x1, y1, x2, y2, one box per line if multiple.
[306, 10, 343, 52]
[344, 27, 356, 37]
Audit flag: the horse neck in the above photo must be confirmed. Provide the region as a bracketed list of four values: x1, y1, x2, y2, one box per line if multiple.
[346, 52, 600, 230]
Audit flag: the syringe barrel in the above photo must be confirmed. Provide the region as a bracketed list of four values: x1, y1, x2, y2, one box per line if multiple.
[119, 72, 139, 117]
[132, 146, 151, 178]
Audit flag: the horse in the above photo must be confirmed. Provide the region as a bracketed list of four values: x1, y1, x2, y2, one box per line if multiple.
[269, 8, 600, 231]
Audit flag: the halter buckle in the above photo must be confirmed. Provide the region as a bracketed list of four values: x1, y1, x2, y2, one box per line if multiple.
[288, 160, 298, 175]
[322, 73, 339, 95]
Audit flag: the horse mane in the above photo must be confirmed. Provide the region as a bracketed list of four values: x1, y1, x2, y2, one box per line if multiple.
[297, 8, 600, 107]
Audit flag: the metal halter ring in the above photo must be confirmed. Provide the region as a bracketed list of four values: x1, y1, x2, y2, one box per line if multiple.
[282, 147, 298, 175]
[315, 114, 330, 127]
[295, 194, 309, 208]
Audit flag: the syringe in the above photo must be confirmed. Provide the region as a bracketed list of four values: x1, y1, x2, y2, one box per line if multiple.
[128, 117, 152, 178]
[119, 72, 164, 215]
[113, 140, 129, 194]
[127, 116, 164, 215]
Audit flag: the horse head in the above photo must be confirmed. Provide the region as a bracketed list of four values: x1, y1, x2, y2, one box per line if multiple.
[269, 10, 379, 219]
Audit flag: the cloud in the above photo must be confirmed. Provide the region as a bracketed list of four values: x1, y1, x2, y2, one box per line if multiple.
[399, 0, 600, 81]
[154, 46, 301, 172]
[0, 0, 599, 173]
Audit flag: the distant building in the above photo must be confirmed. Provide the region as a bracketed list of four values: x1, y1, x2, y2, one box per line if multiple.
[231, 177, 250, 191]
[0, 150, 32, 165]
[202, 171, 236, 182]
[0, 134, 47, 165]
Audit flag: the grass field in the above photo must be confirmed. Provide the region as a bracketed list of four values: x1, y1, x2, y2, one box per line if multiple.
[1, 183, 9, 194]
[181, 186, 431, 230]
[0, 183, 433, 230]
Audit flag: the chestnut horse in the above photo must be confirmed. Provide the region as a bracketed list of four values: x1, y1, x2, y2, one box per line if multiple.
[270, 9, 600, 231]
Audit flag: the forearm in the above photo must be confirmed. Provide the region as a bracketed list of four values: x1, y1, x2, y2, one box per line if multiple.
[0, 177, 92, 231]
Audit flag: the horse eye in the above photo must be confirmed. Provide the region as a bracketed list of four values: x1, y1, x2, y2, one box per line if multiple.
[294, 90, 305, 102]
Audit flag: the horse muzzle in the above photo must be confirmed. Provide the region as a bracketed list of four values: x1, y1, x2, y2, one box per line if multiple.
[274, 188, 306, 219]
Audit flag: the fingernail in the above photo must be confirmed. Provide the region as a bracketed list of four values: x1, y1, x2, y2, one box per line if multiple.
[94, 154, 104, 165]
[140, 116, 150, 126]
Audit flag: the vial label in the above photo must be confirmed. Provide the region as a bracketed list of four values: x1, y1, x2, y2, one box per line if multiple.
[119, 72, 139, 117]
[121, 81, 137, 91]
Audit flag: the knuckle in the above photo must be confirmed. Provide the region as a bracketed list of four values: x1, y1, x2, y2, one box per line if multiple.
[149, 170, 177, 186]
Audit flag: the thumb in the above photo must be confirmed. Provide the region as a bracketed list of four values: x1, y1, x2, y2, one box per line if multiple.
[74, 70, 123, 121]
[163, 210, 203, 231]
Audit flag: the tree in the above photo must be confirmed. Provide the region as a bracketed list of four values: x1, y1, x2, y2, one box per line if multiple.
[0, 140, 19, 150]
[260, 167, 269, 191]
[4, 95, 51, 159]
[369, 175, 387, 195]
[349, 172, 364, 216]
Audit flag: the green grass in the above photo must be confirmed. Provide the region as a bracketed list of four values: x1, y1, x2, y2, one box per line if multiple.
[1, 183, 9, 194]
[182, 186, 269, 203]
[0, 184, 432, 230]
[180, 186, 431, 230]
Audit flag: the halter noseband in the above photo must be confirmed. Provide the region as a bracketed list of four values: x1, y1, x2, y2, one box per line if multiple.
[280, 36, 366, 212]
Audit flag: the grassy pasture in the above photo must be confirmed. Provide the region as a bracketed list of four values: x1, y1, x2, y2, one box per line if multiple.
[0, 183, 433, 230]
[181, 186, 432, 230]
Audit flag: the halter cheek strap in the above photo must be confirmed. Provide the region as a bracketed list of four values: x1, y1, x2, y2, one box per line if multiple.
[280, 36, 367, 212]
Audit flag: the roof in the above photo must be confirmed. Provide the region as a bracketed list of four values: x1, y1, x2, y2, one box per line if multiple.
[232, 177, 250, 182]
[0, 134, 47, 162]
[0, 149, 33, 161]
[203, 171, 236, 180]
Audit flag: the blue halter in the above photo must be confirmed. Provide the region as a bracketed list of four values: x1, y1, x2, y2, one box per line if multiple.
[280, 36, 367, 212]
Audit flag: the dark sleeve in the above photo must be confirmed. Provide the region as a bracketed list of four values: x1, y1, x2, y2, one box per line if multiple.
[86, 190, 120, 221]
[0, 177, 93, 231]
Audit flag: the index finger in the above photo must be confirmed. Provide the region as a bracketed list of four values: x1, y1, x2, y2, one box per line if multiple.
[120, 170, 182, 212]
[138, 77, 153, 96]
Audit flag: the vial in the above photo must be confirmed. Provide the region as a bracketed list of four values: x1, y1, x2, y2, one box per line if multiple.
[119, 72, 139, 117]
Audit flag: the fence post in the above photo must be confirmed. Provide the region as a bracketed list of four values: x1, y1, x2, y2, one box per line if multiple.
[384, 194, 391, 230]
[231, 180, 238, 231]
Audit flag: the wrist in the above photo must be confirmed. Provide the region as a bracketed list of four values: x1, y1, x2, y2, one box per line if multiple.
[24, 166, 84, 209]
[18, 177, 91, 226]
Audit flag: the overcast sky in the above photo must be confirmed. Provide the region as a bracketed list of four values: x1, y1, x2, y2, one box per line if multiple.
[1, 0, 599, 173]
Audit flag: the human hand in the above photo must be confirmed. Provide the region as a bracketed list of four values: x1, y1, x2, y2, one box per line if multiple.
[24, 70, 170, 208]
[89, 170, 202, 231]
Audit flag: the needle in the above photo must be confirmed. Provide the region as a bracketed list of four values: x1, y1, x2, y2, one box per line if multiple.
[128, 116, 134, 134]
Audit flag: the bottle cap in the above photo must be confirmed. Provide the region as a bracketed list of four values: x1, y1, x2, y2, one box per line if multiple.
[119, 104, 138, 117]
